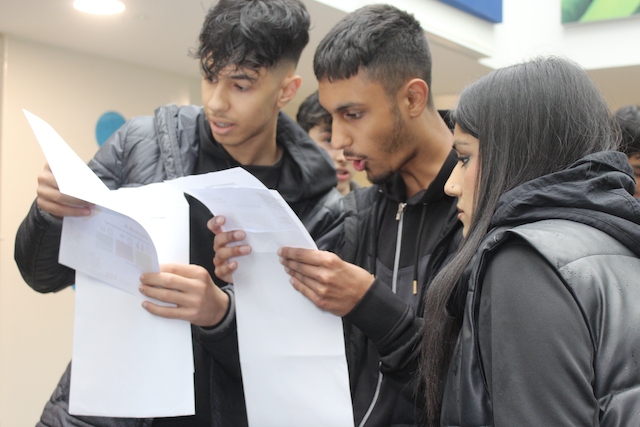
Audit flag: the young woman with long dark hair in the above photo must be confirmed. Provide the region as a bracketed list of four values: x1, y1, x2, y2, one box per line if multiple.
[421, 57, 640, 426]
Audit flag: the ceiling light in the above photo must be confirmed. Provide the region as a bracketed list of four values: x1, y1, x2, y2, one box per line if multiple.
[73, 0, 125, 15]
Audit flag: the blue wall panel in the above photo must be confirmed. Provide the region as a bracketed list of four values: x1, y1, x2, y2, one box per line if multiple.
[439, 0, 503, 23]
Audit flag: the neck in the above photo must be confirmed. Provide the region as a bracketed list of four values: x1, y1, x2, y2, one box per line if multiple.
[225, 118, 282, 166]
[227, 140, 282, 166]
[400, 109, 454, 197]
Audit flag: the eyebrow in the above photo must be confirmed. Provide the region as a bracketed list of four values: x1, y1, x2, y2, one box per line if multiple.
[228, 73, 258, 82]
[333, 102, 363, 114]
[452, 140, 471, 150]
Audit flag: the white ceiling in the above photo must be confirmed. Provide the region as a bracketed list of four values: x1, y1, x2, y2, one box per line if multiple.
[0, 0, 636, 110]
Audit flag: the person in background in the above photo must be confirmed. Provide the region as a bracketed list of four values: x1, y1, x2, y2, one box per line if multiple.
[614, 104, 640, 198]
[14, 1, 342, 426]
[297, 90, 359, 195]
[421, 56, 640, 426]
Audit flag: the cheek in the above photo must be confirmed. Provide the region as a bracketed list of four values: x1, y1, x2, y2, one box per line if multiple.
[345, 161, 357, 174]
[464, 164, 478, 202]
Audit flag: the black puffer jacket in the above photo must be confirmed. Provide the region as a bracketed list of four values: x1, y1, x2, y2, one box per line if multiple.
[14, 104, 344, 427]
[441, 151, 640, 426]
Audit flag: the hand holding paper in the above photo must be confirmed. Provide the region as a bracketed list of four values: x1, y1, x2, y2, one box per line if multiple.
[139, 263, 231, 327]
[278, 246, 375, 316]
[209, 216, 251, 283]
[23, 109, 195, 418]
[36, 163, 94, 218]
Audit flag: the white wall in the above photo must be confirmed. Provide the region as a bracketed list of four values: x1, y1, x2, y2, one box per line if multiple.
[0, 35, 200, 427]
[314, 0, 640, 70]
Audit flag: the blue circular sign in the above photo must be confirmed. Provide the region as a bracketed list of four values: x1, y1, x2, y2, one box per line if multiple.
[96, 111, 126, 146]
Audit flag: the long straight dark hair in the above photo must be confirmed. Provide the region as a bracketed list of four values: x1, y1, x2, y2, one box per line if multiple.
[420, 57, 619, 426]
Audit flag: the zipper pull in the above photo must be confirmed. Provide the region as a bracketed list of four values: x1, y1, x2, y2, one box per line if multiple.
[413, 279, 417, 295]
[395, 202, 407, 221]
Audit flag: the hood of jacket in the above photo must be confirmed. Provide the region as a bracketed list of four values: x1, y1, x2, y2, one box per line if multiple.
[378, 150, 458, 205]
[199, 109, 338, 204]
[490, 150, 640, 257]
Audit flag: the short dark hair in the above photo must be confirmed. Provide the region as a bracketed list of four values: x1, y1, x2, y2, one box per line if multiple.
[614, 105, 640, 156]
[313, 4, 433, 102]
[296, 91, 331, 133]
[194, 0, 310, 80]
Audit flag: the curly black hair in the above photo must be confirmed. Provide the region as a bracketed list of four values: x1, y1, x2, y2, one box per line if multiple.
[193, 0, 310, 80]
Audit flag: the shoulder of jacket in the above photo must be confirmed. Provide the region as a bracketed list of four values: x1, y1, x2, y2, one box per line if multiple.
[483, 220, 633, 274]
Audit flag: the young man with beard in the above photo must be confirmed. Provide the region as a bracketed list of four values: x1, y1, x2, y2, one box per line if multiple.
[14, 1, 342, 426]
[212, 4, 462, 426]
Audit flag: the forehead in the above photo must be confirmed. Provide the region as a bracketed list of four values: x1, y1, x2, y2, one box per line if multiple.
[317, 74, 389, 112]
[452, 125, 479, 150]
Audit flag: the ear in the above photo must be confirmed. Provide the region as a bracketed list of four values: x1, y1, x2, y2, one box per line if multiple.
[277, 74, 303, 108]
[403, 79, 429, 118]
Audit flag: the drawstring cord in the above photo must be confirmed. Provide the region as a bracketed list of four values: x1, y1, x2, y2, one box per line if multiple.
[412, 205, 428, 295]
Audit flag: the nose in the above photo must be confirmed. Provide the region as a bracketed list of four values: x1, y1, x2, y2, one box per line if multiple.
[332, 148, 347, 164]
[444, 164, 462, 198]
[206, 83, 230, 113]
[330, 122, 351, 151]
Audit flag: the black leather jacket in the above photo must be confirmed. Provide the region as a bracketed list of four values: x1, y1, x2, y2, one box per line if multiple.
[441, 151, 640, 426]
[14, 104, 344, 427]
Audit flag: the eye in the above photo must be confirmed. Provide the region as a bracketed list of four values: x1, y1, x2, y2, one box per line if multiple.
[456, 155, 470, 166]
[344, 111, 362, 120]
[235, 84, 250, 92]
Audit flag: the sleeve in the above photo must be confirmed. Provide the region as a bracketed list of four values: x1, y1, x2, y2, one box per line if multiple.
[344, 279, 422, 389]
[344, 279, 422, 372]
[479, 240, 598, 426]
[14, 200, 75, 292]
[192, 286, 242, 378]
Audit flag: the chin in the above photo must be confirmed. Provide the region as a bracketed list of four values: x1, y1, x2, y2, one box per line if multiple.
[337, 181, 350, 195]
[368, 171, 393, 186]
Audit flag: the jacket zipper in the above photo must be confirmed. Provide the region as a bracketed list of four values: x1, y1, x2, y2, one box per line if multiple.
[391, 202, 406, 293]
[359, 202, 406, 427]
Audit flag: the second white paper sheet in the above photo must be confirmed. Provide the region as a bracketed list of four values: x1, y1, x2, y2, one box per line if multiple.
[233, 246, 354, 427]
[167, 169, 354, 426]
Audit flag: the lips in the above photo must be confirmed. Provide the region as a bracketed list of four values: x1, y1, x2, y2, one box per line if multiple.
[209, 118, 235, 135]
[350, 159, 366, 172]
[344, 151, 366, 172]
[336, 168, 351, 181]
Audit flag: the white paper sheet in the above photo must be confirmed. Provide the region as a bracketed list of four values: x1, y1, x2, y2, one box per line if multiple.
[70, 273, 194, 418]
[24, 109, 194, 417]
[167, 170, 355, 427]
[59, 183, 188, 299]
[23, 109, 110, 205]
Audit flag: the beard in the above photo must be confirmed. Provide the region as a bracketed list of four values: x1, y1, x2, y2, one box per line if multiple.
[366, 105, 414, 185]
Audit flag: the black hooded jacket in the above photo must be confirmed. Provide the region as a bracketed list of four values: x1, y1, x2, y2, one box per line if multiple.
[441, 151, 640, 426]
[338, 150, 462, 427]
